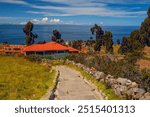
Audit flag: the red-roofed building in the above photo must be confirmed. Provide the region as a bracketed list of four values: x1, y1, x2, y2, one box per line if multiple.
[24, 42, 79, 56]
[2, 45, 25, 54]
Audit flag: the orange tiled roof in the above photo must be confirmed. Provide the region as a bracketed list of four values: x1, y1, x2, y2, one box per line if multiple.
[24, 42, 79, 53]
[67, 46, 79, 52]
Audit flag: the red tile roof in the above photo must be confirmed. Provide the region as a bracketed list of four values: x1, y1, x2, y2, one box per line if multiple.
[24, 42, 79, 53]
[67, 46, 79, 52]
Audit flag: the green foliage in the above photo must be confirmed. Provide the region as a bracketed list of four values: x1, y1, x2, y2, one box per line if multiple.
[140, 17, 150, 46]
[147, 7, 150, 18]
[119, 31, 144, 63]
[51, 30, 64, 44]
[124, 51, 144, 64]
[25, 55, 43, 63]
[26, 54, 68, 62]
[140, 69, 150, 91]
[103, 31, 114, 53]
[90, 24, 114, 53]
[119, 7, 150, 64]
[0, 55, 56, 99]
[91, 24, 104, 51]
[23, 21, 38, 45]
[66, 54, 141, 80]
[71, 40, 83, 50]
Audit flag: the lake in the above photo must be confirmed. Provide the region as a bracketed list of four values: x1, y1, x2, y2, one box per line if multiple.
[0, 25, 139, 44]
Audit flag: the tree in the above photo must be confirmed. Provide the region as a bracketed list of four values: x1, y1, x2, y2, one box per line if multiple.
[90, 24, 104, 51]
[23, 21, 38, 45]
[118, 7, 150, 63]
[147, 7, 150, 18]
[140, 7, 150, 46]
[103, 31, 114, 53]
[119, 31, 144, 63]
[51, 30, 64, 43]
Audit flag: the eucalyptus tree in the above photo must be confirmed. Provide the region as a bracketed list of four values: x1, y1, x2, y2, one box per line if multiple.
[23, 21, 38, 45]
[90, 24, 104, 51]
[51, 30, 64, 43]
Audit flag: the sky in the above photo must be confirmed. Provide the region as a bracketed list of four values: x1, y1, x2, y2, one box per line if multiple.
[0, 0, 150, 26]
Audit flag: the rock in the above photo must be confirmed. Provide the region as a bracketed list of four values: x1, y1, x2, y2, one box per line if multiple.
[108, 78, 116, 85]
[133, 88, 145, 94]
[144, 96, 150, 100]
[105, 75, 114, 81]
[94, 72, 106, 81]
[100, 79, 105, 83]
[132, 88, 146, 99]
[99, 72, 106, 79]
[131, 82, 138, 88]
[119, 85, 128, 93]
[114, 85, 127, 97]
[139, 96, 145, 100]
[112, 84, 118, 89]
[144, 92, 150, 97]
[117, 78, 128, 85]
[126, 80, 132, 86]
[127, 88, 134, 97]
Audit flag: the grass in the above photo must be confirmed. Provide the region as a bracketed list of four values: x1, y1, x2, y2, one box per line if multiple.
[0, 55, 56, 100]
[143, 57, 150, 61]
[52, 60, 121, 100]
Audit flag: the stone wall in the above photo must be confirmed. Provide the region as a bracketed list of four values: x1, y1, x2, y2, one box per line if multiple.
[67, 60, 150, 100]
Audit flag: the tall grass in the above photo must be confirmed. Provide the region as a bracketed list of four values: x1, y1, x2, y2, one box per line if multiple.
[0, 55, 56, 99]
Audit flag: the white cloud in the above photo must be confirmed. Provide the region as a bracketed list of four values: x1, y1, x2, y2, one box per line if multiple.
[0, 0, 147, 18]
[21, 17, 63, 24]
[50, 18, 61, 24]
[26, 0, 146, 18]
[42, 17, 48, 22]
[0, 0, 28, 5]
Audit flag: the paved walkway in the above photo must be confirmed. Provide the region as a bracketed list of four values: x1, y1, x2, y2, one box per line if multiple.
[55, 66, 104, 100]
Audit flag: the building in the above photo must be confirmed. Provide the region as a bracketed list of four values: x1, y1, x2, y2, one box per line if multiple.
[1, 45, 25, 54]
[23, 42, 79, 56]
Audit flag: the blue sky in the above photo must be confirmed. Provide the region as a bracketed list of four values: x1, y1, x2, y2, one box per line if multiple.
[0, 0, 150, 26]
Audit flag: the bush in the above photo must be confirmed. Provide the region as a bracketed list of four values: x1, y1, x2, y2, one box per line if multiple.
[66, 53, 150, 91]
[140, 69, 150, 91]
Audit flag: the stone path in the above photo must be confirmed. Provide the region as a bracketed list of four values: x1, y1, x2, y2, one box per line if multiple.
[54, 65, 104, 100]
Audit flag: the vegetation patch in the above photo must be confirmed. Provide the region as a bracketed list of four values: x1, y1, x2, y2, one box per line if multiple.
[0, 55, 56, 99]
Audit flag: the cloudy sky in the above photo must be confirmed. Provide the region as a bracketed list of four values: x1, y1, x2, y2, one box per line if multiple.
[0, 0, 149, 25]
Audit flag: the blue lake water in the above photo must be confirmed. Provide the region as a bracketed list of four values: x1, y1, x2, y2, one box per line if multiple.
[0, 25, 138, 44]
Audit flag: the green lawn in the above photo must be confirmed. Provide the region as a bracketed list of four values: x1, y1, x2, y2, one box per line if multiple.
[0, 55, 56, 100]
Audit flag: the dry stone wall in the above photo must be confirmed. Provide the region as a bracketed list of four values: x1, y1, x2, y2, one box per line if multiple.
[66, 60, 150, 100]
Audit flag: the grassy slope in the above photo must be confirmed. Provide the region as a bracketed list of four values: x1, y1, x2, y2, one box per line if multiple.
[52, 61, 121, 100]
[0, 55, 56, 100]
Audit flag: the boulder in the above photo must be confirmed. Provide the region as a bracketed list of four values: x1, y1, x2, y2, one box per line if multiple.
[105, 74, 114, 80]
[117, 78, 128, 85]
[144, 96, 150, 100]
[139, 96, 145, 100]
[128, 82, 138, 89]
[133, 88, 145, 94]
[114, 85, 127, 97]
[94, 71, 106, 81]
[107, 78, 117, 86]
[100, 79, 105, 83]
[144, 92, 150, 97]
[112, 84, 118, 90]
[132, 88, 146, 99]
[127, 88, 134, 97]
[126, 80, 132, 86]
